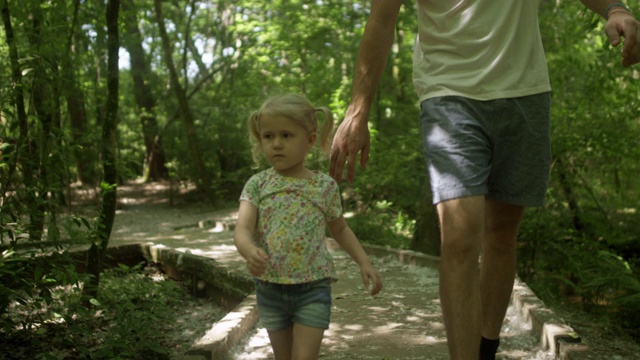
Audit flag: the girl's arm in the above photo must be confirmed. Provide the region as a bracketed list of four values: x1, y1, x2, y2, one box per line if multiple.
[327, 215, 382, 296]
[234, 201, 269, 277]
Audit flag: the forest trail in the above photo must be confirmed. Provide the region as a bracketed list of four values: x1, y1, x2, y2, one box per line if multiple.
[112, 211, 546, 360]
[107, 182, 638, 359]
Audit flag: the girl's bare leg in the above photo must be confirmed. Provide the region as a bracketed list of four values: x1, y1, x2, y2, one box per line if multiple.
[267, 326, 293, 360]
[291, 323, 325, 360]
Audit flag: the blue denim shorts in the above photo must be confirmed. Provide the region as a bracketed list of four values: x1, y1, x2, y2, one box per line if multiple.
[420, 93, 551, 207]
[254, 278, 332, 331]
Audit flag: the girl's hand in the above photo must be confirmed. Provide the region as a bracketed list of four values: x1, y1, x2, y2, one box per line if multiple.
[360, 265, 383, 297]
[245, 247, 269, 277]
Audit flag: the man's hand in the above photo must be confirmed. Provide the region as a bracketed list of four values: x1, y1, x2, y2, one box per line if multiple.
[605, 11, 640, 67]
[329, 112, 370, 182]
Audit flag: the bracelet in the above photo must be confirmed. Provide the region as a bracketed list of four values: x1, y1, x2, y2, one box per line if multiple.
[608, 8, 632, 18]
[606, 3, 630, 19]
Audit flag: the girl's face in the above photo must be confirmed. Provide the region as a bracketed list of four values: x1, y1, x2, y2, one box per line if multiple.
[258, 114, 316, 178]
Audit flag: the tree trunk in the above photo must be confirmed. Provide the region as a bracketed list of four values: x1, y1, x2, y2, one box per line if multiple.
[64, 0, 97, 186]
[410, 181, 441, 257]
[28, 2, 63, 242]
[2, 0, 42, 241]
[556, 156, 585, 234]
[122, 1, 168, 182]
[153, 0, 214, 200]
[83, 0, 119, 300]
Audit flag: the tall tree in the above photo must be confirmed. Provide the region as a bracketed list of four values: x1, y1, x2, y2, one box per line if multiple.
[154, 0, 213, 199]
[63, 0, 97, 186]
[83, 0, 119, 300]
[122, 0, 168, 182]
[1, 0, 41, 241]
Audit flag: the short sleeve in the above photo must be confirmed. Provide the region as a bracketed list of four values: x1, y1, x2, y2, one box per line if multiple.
[239, 173, 261, 207]
[324, 177, 342, 221]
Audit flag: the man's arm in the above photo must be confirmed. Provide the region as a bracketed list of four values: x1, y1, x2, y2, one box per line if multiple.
[580, 0, 628, 18]
[580, 1, 640, 67]
[329, 0, 403, 182]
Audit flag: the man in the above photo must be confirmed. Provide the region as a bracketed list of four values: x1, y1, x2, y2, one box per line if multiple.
[329, 1, 640, 359]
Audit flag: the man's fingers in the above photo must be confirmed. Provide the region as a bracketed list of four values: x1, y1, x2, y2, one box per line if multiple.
[605, 14, 640, 67]
[330, 148, 346, 182]
[347, 148, 358, 183]
[360, 144, 370, 170]
[621, 29, 640, 66]
[606, 25, 623, 47]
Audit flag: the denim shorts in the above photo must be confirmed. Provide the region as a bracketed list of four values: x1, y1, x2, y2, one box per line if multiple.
[254, 278, 332, 331]
[420, 93, 551, 207]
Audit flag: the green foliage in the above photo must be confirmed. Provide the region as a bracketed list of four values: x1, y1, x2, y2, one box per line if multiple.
[1, 0, 640, 347]
[345, 200, 414, 250]
[514, 1, 640, 340]
[1, 262, 195, 359]
[518, 203, 640, 340]
[0, 249, 83, 334]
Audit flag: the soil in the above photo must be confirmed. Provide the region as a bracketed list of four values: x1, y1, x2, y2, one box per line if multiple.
[86, 182, 640, 358]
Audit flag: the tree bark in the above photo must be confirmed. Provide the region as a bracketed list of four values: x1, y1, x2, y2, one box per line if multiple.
[153, 0, 214, 200]
[556, 156, 585, 234]
[410, 182, 441, 257]
[122, 1, 168, 182]
[1, 0, 42, 241]
[64, 0, 97, 186]
[83, 0, 119, 300]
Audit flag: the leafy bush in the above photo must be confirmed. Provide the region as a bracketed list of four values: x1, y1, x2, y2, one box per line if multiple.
[345, 200, 414, 250]
[518, 205, 640, 341]
[1, 262, 216, 360]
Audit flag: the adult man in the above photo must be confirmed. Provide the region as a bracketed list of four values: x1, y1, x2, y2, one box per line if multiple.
[329, 1, 640, 359]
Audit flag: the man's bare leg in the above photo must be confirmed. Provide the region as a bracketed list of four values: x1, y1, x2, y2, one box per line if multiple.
[437, 196, 485, 360]
[480, 200, 524, 340]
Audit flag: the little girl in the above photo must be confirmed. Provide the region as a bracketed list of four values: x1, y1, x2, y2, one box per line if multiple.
[234, 93, 382, 360]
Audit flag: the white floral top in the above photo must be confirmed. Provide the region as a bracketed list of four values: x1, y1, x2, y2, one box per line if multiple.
[239, 168, 342, 284]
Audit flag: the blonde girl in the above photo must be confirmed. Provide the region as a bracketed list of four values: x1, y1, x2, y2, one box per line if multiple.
[234, 93, 382, 360]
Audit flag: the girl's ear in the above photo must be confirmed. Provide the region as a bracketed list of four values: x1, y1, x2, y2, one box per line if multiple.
[308, 132, 317, 148]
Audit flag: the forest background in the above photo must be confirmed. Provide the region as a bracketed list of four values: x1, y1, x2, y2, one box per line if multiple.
[1, 0, 639, 353]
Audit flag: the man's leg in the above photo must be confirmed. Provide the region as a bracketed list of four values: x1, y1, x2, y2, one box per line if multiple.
[437, 196, 485, 360]
[480, 199, 525, 344]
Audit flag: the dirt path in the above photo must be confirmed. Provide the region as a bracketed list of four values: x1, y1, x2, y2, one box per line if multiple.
[107, 182, 640, 359]
[229, 251, 547, 360]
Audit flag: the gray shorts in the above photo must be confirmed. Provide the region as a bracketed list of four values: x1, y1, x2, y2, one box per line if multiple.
[420, 93, 551, 207]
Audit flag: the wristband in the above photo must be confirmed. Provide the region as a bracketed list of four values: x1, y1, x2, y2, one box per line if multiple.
[606, 3, 630, 19]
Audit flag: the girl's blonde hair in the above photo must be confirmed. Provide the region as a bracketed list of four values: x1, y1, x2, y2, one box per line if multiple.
[247, 93, 334, 167]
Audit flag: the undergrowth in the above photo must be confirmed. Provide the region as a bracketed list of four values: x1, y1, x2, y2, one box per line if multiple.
[0, 262, 224, 359]
[518, 206, 640, 343]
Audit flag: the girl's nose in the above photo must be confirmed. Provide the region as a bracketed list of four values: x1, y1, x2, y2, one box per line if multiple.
[273, 137, 283, 148]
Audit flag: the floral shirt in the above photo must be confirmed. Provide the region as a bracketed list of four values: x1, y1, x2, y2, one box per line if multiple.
[239, 168, 342, 284]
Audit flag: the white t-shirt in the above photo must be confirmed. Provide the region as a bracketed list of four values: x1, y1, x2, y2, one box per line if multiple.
[413, 0, 551, 101]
